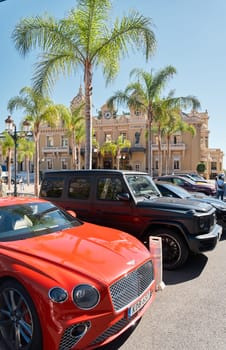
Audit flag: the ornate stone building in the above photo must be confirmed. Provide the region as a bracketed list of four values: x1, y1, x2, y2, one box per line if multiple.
[38, 89, 224, 179]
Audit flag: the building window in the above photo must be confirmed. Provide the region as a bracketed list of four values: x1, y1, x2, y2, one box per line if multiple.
[211, 162, 217, 171]
[47, 159, 53, 169]
[61, 159, 67, 169]
[173, 160, 180, 169]
[135, 164, 140, 172]
[47, 136, 54, 147]
[120, 132, 127, 140]
[155, 160, 159, 169]
[105, 133, 112, 142]
[135, 110, 141, 116]
[174, 136, 177, 144]
[61, 136, 68, 147]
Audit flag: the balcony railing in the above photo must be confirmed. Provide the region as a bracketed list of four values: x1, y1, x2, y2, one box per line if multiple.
[43, 146, 69, 153]
[151, 143, 186, 151]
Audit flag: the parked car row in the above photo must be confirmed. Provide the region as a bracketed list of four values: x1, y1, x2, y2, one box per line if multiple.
[156, 174, 216, 196]
[155, 181, 226, 230]
[173, 172, 208, 183]
[0, 169, 224, 350]
[39, 170, 222, 270]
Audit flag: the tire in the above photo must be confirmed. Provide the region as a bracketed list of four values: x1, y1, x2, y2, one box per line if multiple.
[150, 228, 189, 270]
[0, 280, 42, 350]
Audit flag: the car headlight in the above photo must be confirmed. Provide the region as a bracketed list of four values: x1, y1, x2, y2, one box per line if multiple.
[199, 215, 211, 232]
[48, 287, 68, 303]
[72, 284, 100, 310]
[199, 217, 206, 230]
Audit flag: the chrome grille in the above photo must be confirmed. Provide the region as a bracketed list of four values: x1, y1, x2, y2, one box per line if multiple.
[110, 260, 153, 311]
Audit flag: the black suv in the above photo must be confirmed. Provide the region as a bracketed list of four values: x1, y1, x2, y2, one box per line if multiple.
[40, 170, 222, 270]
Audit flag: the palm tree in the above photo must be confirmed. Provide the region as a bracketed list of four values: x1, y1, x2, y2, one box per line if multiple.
[12, 0, 156, 169]
[62, 103, 85, 169]
[75, 122, 86, 170]
[107, 66, 177, 174]
[17, 138, 35, 185]
[107, 67, 200, 174]
[115, 135, 131, 170]
[100, 141, 117, 168]
[152, 94, 199, 175]
[100, 135, 131, 169]
[162, 110, 196, 174]
[7, 87, 63, 196]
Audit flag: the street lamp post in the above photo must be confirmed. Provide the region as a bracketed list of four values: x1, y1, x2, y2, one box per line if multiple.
[5, 116, 32, 196]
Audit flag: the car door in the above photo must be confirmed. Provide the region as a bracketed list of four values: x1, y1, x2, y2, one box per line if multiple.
[91, 175, 135, 234]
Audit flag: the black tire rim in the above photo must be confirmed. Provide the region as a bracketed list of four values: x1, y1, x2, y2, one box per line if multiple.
[0, 287, 34, 350]
[161, 234, 182, 268]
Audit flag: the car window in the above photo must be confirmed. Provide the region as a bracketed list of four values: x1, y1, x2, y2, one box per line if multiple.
[126, 174, 160, 198]
[40, 177, 64, 198]
[68, 177, 91, 200]
[158, 185, 174, 197]
[97, 177, 123, 201]
[173, 178, 185, 185]
[160, 177, 171, 183]
[0, 202, 81, 241]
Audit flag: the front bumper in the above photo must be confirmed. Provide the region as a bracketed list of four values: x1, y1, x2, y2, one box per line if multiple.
[188, 224, 222, 253]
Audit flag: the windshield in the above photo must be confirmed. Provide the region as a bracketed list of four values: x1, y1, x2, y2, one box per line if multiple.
[0, 201, 81, 242]
[164, 183, 193, 199]
[125, 174, 160, 198]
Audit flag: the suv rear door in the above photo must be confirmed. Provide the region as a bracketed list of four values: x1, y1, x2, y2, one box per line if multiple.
[91, 174, 138, 234]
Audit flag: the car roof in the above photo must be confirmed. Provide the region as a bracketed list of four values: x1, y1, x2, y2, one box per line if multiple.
[157, 175, 195, 183]
[43, 169, 149, 176]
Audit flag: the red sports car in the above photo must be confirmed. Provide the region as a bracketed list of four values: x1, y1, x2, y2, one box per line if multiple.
[0, 197, 156, 350]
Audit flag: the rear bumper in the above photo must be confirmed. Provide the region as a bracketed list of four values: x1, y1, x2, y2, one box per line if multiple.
[188, 224, 222, 253]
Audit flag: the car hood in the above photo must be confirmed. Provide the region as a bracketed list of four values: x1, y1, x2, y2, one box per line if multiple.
[191, 196, 226, 210]
[1, 222, 151, 285]
[137, 196, 213, 213]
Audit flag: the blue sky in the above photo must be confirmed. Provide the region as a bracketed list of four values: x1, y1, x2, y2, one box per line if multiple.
[1, 0, 226, 166]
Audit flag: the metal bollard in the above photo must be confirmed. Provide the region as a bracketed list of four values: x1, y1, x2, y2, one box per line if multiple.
[149, 236, 165, 291]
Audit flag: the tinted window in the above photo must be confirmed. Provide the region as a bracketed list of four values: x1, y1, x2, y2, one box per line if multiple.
[68, 178, 91, 200]
[97, 177, 123, 200]
[172, 178, 185, 186]
[40, 177, 64, 198]
[157, 185, 174, 197]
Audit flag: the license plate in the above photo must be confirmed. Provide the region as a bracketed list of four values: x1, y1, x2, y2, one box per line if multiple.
[128, 290, 151, 318]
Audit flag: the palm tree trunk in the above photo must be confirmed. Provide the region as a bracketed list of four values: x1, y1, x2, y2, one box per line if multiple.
[157, 133, 162, 176]
[34, 130, 40, 196]
[7, 148, 12, 191]
[25, 155, 30, 185]
[71, 133, 76, 169]
[78, 145, 81, 170]
[84, 61, 93, 169]
[147, 116, 152, 175]
[166, 136, 170, 174]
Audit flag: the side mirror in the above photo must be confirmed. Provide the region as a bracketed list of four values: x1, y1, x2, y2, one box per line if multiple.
[67, 210, 77, 217]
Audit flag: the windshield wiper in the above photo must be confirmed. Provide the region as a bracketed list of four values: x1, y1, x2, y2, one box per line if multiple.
[34, 207, 59, 219]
